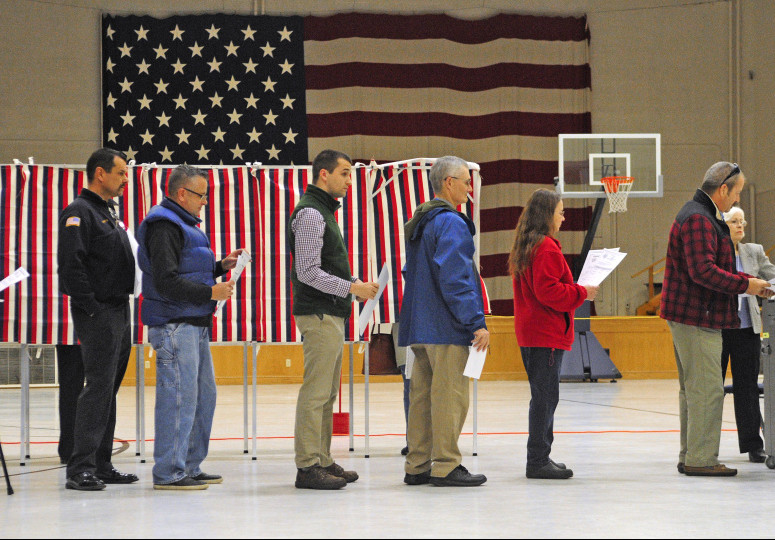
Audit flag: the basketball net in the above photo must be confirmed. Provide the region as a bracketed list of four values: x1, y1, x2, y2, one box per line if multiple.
[601, 176, 634, 213]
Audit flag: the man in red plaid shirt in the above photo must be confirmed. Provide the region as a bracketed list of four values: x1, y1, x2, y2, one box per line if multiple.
[661, 161, 773, 477]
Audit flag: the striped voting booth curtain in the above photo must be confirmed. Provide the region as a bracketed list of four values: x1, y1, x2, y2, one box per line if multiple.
[1, 162, 487, 345]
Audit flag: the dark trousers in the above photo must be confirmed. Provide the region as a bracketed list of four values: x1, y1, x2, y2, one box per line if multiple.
[721, 327, 764, 453]
[521, 346, 564, 469]
[55, 345, 84, 462]
[66, 303, 131, 478]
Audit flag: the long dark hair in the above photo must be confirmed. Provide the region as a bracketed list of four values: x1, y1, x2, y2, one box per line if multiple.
[508, 189, 562, 278]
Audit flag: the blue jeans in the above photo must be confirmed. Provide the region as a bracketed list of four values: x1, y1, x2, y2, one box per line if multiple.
[149, 323, 217, 485]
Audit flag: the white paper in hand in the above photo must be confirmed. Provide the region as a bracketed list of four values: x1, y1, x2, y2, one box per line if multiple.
[0, 267, 30, 292]
[463, 346, 487, 379]
[357, 263, 390, 337]
[216, 251, 252, 313]
[404, 346, 415, 380]
[577, 248, 627, 286]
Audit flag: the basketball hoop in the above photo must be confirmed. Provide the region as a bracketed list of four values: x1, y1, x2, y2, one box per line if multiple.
[601, 176, 634, 213]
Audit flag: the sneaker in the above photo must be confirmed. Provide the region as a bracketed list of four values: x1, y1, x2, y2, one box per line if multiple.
[324, 463, 358, 483]
[549, 458, 566, 470]
[683, 464, 737, 477]
[404, 470, 431, 486]
[153, 477, 209, 490]
[749, 449, 767, 463]
[191, 472, 223, 484]
[430, 465, 487, 487]
[526, 461, 574, 479]
[295, 466, 347, 490]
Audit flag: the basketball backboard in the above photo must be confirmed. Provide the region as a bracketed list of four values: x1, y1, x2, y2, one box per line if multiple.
[557, 134, 662, 198]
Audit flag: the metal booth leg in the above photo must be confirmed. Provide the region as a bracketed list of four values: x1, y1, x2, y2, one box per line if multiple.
[473, 379, 478, 457]
[252, 343, 259, 461]
[349, 343, 354, 452]
[243, 343, 249, 454]
[138, 344, 146, 463]
[364, 340, 370, 458]
[20, 344, 30, 466]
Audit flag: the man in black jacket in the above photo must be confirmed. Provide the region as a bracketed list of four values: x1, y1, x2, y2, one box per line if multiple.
[57, 148, 138, 491]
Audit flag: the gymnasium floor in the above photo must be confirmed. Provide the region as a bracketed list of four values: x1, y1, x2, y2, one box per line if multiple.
[1, 379, 774, 538]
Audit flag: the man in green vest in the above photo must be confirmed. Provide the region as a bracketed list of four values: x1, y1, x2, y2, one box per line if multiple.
[290, 149, 379, 490]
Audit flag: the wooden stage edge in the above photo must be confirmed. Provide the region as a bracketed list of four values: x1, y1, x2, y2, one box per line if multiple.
[122, 316, 679, 386]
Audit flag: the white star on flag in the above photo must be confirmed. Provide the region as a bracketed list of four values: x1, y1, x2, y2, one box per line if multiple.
[227, 109, 243, 124]
[226, 76, 240, 91]
[279, 59, 293, 74]
[243, 58, 258, 74]
[140, 129, 155, 145]
[261, 42, 275, 57]
[205, 24, 220, 39]
[119, 43, 132, 57]
[247, 128, 262, 143]
[280, 94, 295, 109]
[120, 111, 135, 126]
[244, 93, 259, 109]
[106, 58, 115, 72]
[125, 146, 137, 160]
[106, 93, 117, 108]
[283, 128, 297, 144]
[190, 76, 205, 92]
[107, 128, 119, 143]
[176, 129, 191, 144]
[135, 25, 149, 41]
[195, 144, 210, 161]
[267, 144, 281, 160]
[154, 79, 169, 94]
[189, 42, 204, 57]
[225, 41, 239, 57]
[212, 127, 227, 142]
[153, 44, 168, 59]
[278, 26, 293, 41]
[119, 77, 133, 93]
[231, 144, 245, 159]
[170, 25, 185, 41]
[160, 146, 174, 162]
[208, 57, 222, 72]
[138, 94, 153, 110]
[192, 109, 207, 125]
[242, 25, 256, 41]
[136, 59, 151, 74]
[173, 94, 188, 109]
[157, 111, 172, 127]
[106, 25, 115, 40]
[263, 109, 278, 125]
[209, 93, 224, 108]
[171, 59, 186, 74]
[262, 77, 276, 93]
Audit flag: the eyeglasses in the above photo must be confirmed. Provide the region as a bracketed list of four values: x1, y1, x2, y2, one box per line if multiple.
[183, 187, 208, 202]
[721, 163, 740, 187]
[449, 176, 472, 186]
[726, 218, 747, 227]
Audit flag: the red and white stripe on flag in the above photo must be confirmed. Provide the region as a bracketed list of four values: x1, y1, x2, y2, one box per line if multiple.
[1, 165, 25, 342]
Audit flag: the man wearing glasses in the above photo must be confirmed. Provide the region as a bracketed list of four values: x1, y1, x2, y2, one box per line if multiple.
[661, 161, 773, 477]
[137, 165, 244, 490]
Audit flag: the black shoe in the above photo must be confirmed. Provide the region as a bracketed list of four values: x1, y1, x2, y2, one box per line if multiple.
[191, 472, 223, 484]
[66, 472, 106, 491]
[401, 446, 409, 456]
[154, 477, 208, 490]
[526, 461, 574, 479]
[404, 470, 431, 486]
[324, 463, 358, 483]
[295, 466, 347, 490]
[96, 468, 139, 484]
[749, 449, 767, 463]
[549, 458, 566, 469]
[430, 465, 487, 487]
[677, 462, 686, 474]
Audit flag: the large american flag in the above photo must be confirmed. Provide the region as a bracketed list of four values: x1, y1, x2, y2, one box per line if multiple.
[102, 12, 592, 316]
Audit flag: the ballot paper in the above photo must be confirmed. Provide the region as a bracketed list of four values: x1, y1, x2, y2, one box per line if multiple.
[404, 346, 416, 380]
[357, 263, 390, 337]
[768, 278, 775, 293]
[0, 267, 30, 293]
[119, 221, 143, 297]
[463, 346, 488, 380]
[216, 250, 252, 313]
[577, 248, 627, 287]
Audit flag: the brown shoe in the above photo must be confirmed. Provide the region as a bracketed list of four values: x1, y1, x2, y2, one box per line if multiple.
[324, 463, 359, 483]
[295, 466, 347, 490]
[683, 464, 737, 477]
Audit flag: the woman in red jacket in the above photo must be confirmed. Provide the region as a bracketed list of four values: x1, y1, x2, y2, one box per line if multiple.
[509, 189, 598, 479]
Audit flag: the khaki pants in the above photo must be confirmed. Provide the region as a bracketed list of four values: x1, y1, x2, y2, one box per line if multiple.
[405, 344, 470, 478]
[294, 314, 345, 469]
[667, 320, 724, 467]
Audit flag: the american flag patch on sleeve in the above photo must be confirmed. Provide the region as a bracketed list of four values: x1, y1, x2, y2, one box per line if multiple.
[66, 217, 81, 227]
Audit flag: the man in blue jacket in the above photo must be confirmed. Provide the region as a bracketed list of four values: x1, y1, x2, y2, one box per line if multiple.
[399, 156, 489, 487]
[137, 165, 244, 490]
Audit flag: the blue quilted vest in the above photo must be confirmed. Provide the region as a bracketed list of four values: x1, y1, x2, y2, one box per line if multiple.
[137, 198, 217, 326]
